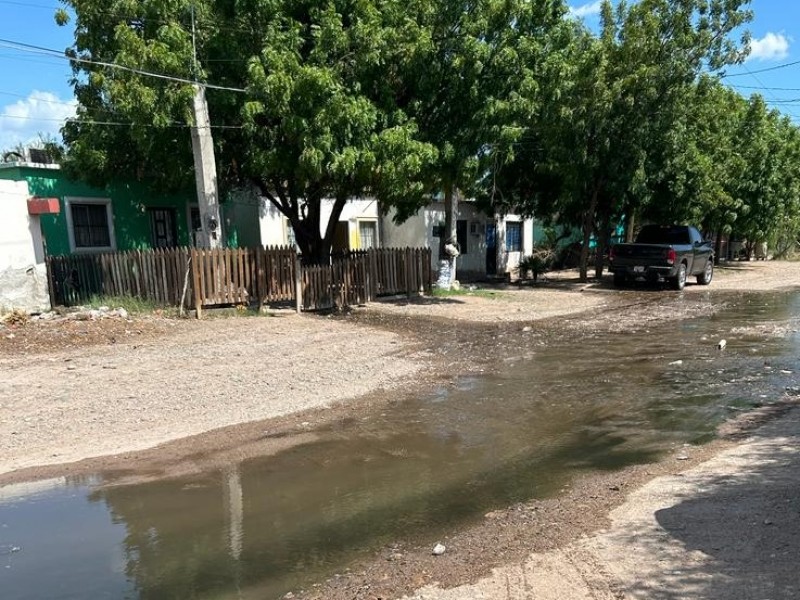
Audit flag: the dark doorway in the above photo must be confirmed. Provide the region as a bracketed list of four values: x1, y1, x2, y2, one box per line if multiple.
[485, 223, 497, 275]
[148, 208, 178, 248]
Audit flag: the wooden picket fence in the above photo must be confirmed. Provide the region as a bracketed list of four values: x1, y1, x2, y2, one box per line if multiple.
[301, 248, 432, 310]
[46, 246, 432, 314]
[191, 246, 296, 310]
[47, 249, 193, 308]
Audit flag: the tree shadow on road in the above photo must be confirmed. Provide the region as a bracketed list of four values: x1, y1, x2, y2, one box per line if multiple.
[622, 416, 800, 600]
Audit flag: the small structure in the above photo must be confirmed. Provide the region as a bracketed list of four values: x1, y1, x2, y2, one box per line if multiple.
[0, 155, 260, 257]
[381, 200, 535, 282]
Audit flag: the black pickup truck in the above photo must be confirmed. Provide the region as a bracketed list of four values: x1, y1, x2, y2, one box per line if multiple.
[609, 225, 714, 290]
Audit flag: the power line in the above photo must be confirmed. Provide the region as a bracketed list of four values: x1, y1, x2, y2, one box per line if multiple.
[0, 90, 76, 107]
[740, 64, 800, 120]
[0, 38, 248, 93]
[730, 84, 800, 92]
[0, 52, 75, 71]
[722, 58, 800, 78]
[0, 112, 243, 130]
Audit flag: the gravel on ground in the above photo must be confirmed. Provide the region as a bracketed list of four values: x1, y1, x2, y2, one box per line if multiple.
[0, 314, 426, 475]
[1, 260, 800, 599]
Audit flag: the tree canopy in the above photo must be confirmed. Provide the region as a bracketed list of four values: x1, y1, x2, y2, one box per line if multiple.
[56, 0, 800, 269]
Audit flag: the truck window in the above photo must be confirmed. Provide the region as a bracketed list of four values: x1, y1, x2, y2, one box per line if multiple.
[635, 226, 691, 245]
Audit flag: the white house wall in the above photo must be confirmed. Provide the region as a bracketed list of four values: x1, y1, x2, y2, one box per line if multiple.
[0, 179, 50, 313]
[382, 203, 533, 281]
[257, 197, 380, 249]
[257, 201, 289, 247]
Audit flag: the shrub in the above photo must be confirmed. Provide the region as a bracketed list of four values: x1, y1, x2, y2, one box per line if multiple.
[518, 247, 555, 282]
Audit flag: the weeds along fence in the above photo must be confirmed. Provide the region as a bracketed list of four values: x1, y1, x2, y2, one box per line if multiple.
[46, 246, 432, 314]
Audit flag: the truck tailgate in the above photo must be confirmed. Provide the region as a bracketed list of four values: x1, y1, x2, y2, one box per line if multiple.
[613, 244, 669, 263]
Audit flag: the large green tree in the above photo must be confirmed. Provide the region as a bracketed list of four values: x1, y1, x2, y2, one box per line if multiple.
[490, 0, 752, 281]
[57, 0, 438, 260]
[389, 0, 569, 285]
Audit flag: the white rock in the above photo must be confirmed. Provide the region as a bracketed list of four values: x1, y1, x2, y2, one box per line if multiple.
[717, 339, 727, 350]
[115, 308, 129, 320]
[669, 360, 683, 366]
[432, 542, 446, 556]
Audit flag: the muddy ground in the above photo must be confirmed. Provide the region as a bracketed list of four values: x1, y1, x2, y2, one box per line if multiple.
[1, 260, 800, 598]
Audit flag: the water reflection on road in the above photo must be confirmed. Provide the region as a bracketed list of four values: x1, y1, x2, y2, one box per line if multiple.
[2, 291, 799, 600]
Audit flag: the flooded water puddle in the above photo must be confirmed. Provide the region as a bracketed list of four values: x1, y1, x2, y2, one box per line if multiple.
[2, 292, 800, 599]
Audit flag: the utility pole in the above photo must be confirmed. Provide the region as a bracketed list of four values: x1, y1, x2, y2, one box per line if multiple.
[189, 4, 222, 248]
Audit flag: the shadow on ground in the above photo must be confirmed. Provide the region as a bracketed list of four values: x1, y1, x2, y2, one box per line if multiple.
[624, 416, 800, 599]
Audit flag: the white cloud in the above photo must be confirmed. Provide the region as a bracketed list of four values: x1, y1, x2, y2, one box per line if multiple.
[748, 32, 791, 62]
[569, 0, 603, 18]
[0, 91, 77, 151]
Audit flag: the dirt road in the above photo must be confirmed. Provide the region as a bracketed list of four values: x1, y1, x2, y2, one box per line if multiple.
[1, 260, 799, 599]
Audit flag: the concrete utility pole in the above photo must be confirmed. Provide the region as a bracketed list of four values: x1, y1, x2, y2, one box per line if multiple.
[190, 84, 222, 248]
[189, 4, 222, 248]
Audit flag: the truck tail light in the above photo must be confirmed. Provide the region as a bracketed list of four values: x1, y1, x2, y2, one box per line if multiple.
[666, 248, 676, 265]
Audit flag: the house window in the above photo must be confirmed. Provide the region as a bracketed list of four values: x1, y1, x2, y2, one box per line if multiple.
[148, 208, 178, 248]
[456, 220, 468, 254]
[506, 221, 522, 252]
[66, 198, 115, 251]
[358, 220, 377, 249]
[187, 205, 202, 247]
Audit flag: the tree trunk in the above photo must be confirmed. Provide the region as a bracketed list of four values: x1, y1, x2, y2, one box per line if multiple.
[594, 211, 611, 279]
[714, 228, 723, 266]
[625, 208, 636, 243]
[579, 186, 599, 283]
[436, 183, 459, 289]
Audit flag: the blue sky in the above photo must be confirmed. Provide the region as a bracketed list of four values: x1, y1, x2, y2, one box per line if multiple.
[0, 0, 798, 148]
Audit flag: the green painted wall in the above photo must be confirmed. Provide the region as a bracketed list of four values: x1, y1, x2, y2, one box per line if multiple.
[0, 165, 195, 256]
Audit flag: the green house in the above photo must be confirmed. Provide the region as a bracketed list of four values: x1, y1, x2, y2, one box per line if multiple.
[0, 160, 260, 256]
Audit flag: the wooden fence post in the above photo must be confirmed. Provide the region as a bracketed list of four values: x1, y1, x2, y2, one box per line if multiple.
[191, 248, 203, 319]
[294, 252, 302, 314]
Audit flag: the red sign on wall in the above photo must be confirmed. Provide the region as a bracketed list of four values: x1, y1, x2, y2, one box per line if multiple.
[27, 197, 61, 215]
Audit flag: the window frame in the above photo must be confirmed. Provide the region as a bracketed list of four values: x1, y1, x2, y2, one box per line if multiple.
[147, 207, 178, 249]
[505, 221, 523, 252]
[357, 218, 379, 250]
[65, 197, 116, 253]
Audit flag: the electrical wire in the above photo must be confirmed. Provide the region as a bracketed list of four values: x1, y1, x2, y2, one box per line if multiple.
[730, 84, 800, 92]
[0, 90, 76, 106]
[0, 37, 248, 93]
[0, 112, 244, 129]
[721, 58, 800, 78]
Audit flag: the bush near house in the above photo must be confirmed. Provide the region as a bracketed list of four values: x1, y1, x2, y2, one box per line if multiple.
[517, 247, 556, 282]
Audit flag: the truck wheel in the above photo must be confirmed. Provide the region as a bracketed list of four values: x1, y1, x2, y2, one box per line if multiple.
[697, 259, 713, 285]
[672, 263, 687, 290]
[613, 273, 627, 287]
